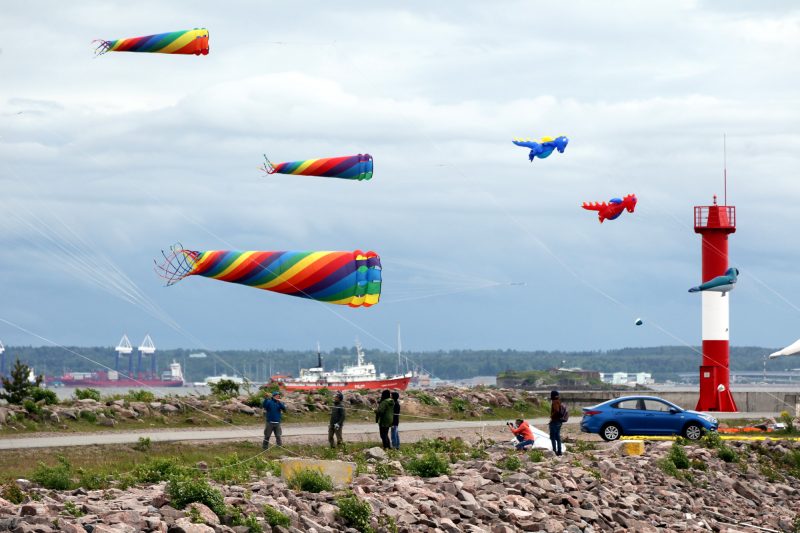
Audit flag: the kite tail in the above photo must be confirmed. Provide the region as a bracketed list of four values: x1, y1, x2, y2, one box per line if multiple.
[92, 39, 112, 56]
[259, 154, 277, 175]
[154, 244, 200, 286]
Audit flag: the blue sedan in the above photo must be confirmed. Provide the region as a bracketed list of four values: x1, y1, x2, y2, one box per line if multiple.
[580, 395, 719, 441]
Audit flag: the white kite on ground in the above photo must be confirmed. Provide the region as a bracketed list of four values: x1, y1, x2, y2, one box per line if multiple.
[769, 338, 800, 359]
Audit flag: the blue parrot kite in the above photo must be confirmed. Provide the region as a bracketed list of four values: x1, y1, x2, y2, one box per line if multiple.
[688, 267, 739, 295]
[512, 136, 569, 162]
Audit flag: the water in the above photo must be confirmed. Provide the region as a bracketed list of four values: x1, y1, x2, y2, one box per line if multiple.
[50, 384, 211, 401]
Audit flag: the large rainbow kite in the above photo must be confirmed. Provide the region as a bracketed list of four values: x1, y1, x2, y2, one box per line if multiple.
[156, 247, 381, 307]
[260, 154, 373, 181]
[94, 29, 210, 56]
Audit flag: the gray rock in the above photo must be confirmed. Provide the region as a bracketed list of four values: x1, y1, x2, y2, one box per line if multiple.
[364, 447, 387, 461]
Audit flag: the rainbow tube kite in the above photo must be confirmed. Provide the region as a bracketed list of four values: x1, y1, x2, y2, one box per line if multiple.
[260, 154, 373, 181]
[156, 246, 381, 307]
[94, 29, 210, 56]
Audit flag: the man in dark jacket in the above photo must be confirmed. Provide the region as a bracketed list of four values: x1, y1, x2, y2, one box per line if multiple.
[375, 389, 394, 449]
[328, 392, 346, 448]
[549, 389, 564, 456]
[390, 391, 401, 449]
[262, 391, 287, 450]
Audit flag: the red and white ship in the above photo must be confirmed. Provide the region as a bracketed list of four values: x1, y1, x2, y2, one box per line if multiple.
[274, 341, 411, 392]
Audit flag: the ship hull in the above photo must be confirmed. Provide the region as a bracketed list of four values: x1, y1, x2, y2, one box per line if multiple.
[47, 378, 184, 388]
[279, 375, 411, 392]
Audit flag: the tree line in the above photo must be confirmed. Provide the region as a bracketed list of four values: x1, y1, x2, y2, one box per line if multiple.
[2, 344, 797, 383]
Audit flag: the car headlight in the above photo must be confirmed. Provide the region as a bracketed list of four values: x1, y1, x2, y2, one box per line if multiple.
[699, 414, 717, 424]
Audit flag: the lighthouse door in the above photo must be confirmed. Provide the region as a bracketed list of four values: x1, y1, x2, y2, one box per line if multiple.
[699, 365, 719, 411]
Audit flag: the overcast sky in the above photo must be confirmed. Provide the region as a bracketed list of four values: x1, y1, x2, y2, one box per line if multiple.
[1, 1, 799, 355]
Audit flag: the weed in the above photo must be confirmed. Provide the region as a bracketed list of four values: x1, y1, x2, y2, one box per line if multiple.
[571, 440, 597, 453]
[416, 393, 438, 406]
[587, 467, 601, 480]
[690, 459, 707, 471]
[264, 460, 282, 478]
[30, 387, 58, 405]
[528, 449, 545, 463]
[125, 390, 156, 403]
[132, 457, 186, 484]
[242, 514, 263, 533]
[79, 411, 97, 423]
[62, 500, 84, 518]
[498, 454, 522, 472]
[668, 443, 690, 469]
[74, 388, 101, 402]
[77, 468, 108, 490]
[286, 468, 334, 493]
[337, 493, 373, 533]
[404, 451, 450, 478]
[23, 399, 42, 417]
[374, 462, 393, 480]
[450, 398, 468, 413]
[31, 456, 73, 490]
[779, 411, 795, 433]
[188, 505, 204, 524]
[210, 453, 252, 485]
[377, 515, 399, 533]
[167, 475, 226, 517]
[321, 447, 338, 460]
[657, 457, 679, 478]
[263, 505, 290, 527]
[1, 482, 26, 504]
[701, 431, 723, 449]
[133, 437, 152, 452]
[717, 445, 738, 463]
[470, 447, 488, 460]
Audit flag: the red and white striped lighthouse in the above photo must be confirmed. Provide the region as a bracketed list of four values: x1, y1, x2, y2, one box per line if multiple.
[693, 196, 738, 412]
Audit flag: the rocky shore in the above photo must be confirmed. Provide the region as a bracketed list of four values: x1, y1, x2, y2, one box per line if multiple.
[1, 437, 798, 532]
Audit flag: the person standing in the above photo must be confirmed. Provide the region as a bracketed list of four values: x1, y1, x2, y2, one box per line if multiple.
[328, 392, 346, 448]
[375, 389, 394, 449]
[390, 391, 401, 449]
[262, 391, 287, 450]
[549, 390, 565, 456]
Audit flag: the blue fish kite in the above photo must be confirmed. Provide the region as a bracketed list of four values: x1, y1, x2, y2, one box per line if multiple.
[688, 267, 739, 295]
[512, 136, 569, 162]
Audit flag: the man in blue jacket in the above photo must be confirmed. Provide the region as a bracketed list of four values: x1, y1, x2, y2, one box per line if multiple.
[262, 391, 287, 450]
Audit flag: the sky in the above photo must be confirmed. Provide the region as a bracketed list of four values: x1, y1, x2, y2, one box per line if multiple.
[1, 1, 799, 355]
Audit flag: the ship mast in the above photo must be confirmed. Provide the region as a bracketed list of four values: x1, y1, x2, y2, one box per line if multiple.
[397, 324, 402, 376]
[316, 341, 323, 369]
[0, 339, 5, 378]
[355, 339, 365, 366]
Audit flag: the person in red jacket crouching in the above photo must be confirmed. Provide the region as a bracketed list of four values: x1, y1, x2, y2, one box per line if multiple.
[508, 418, 535, 450]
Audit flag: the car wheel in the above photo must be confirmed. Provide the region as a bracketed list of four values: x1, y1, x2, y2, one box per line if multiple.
[683, 422, 703, 440]
[600, 423, 621, 441]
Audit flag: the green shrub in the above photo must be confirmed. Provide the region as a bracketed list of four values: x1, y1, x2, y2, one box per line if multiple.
[416, 393, 438, 406]
[264, 460, 282, 478]
[263, 505, 290, 527]
[133, 437, 152, 452]
[74, 388, 101, 401]
[717, 445, 738, 463]
[449, 398, 468, 413]
[701, 431, 723, 449]
[668, 443, 690, 469]
[286, 468, 334, 493]
[244, 393, 265, 408]
[79, 410, 97, 423]
[1, 482, 26, 504]
[132, 457, 186, 484]
[779, 411, 795, 433]
[499, 454, 522, 472]
[30, 387, 58, 405]
[572, 440, 597, 453]
[22, 399, 42, 416]
[167, 475, 225, 517]
[374, 462, 393, 480]
[657, 457, 679, 477]
[188, 506, 205, 524]
[125, 389, 155, 403]
[529, 449, 545, 462]
[242, 514, 263, 533]
[404, 451, 450, 478]
[512, 400, 529, 412]
[62, 500, 84, 518]
[377, 515, 398, 533]
[336, 493, 372, 533]
[31, 456, 73, 490]
[690, 459, 707, 471]
[77, 468, 109, 490]
[210, 453, 252, 485]
[210, 379, 240, 399]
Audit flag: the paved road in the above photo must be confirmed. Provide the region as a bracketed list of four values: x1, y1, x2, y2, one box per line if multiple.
[0, 412, 775, 450]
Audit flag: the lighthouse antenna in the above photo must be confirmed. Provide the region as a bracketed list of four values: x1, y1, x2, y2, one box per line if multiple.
[723, 133, 727, 206]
